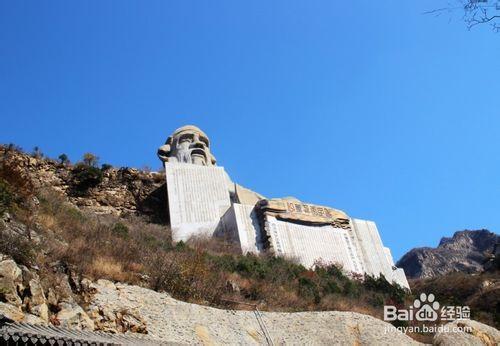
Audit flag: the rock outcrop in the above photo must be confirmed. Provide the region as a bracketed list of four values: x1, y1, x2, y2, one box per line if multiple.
[0, 257, 24, 307]
[2, 254, 500, 345]
[88, 280, 419, 345]
[0, 146, 167, 222]
[434, 319, 500, 346]
[0, 256, 94, 329]
[397, 230, 499, 279]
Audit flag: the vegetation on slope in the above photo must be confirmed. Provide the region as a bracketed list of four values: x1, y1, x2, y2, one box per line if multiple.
[0, 145, 497, 343]
[0, 147, 407, 319]
[411, 272, 499, 329]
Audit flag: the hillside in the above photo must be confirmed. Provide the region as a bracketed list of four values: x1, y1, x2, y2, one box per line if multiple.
[1, 145, 499, 344]
[0, 147, 411, 320]
[410, 271, 499, 329]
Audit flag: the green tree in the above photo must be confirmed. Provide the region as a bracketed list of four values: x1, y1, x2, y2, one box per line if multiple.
[101, 163, 113, 171]
[72, 164, 103, 192]
[32, 146, 43, 159]
[58, 153, 69, 165]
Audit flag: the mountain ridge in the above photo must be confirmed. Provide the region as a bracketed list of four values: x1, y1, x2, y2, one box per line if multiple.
[397, 229, 498, 279]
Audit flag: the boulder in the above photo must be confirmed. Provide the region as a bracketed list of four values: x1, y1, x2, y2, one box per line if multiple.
[0, 302, 46, 325]
[433, 319, 500, 346]
[89, 305, 147, 334]
[20, 266, 49, 322]
[87, 279, 147, 334]
[0, 259, 24, 306]
[56, 301, 95, 330]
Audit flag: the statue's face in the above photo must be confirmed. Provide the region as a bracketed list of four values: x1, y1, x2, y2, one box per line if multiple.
[158, 126, 216, 166]
[178, 137, 192, 149]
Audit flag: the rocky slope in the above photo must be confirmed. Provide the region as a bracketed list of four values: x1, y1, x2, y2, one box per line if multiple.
[2, 146, 500, 344]
[88, 280, 421, 345]
[0, 146, 168, 222]
[2, 254, 499, 345]
[0, 254, 419, 345]
[397, 230, 499, 279]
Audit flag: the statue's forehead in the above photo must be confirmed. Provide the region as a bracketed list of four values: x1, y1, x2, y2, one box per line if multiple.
[172, 125, 208, 138]
[173, 129, 209, 145]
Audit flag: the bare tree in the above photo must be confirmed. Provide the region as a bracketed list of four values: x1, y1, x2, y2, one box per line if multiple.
[426, 0, 500, 32]
[82, 152, 99, 167]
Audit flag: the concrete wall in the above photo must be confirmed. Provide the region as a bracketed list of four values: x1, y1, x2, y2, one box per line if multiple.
[265, 216, 363, 272]
[351, 219, 409, 289]
[218, 204, 264, 254]
[165, 163, 231, 242]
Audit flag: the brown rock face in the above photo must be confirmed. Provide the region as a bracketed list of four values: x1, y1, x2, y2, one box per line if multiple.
[0, 258, 24, 306]
[20, 266, 49, 322]
[0, 257, 49, 323]
[0, 147, 168, 223]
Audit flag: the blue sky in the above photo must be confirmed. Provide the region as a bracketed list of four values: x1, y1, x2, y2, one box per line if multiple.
[1, 1, 498, 259]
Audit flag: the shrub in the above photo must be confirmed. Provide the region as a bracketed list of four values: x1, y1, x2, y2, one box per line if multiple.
[112, 222, 129, 239]
[363, 274, 406, 304]
[90, 257, 128, 282]
[0, 179, 12, 216]
[0, 229, 36, 266]
[343, 280, 360, 298]
[32, 146, 43, 159]
[101, 163, 113, 171]
[5, 143, 23, 153]
[322, 279, 341, 294]
[71, 164, 103, 193]
[0, 161, 35, 202]
[235, 254, 269, 278]
[148, 250, 227, 304]
[298, 276, 320, 303]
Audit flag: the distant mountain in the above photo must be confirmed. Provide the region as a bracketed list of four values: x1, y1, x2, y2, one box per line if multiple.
[396, 230, 499, 279]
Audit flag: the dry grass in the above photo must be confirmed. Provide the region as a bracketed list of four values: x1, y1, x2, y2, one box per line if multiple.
[0, 159, 423, 340]
[36, 188, 172, 286]
[411, 271, 500, 329]
[90, 257, 129, 282]
[32, 190, 409, 316]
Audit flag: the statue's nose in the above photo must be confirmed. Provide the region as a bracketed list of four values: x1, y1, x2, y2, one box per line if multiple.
[191, 140, 205, 149]
[190, 134, 204, 146]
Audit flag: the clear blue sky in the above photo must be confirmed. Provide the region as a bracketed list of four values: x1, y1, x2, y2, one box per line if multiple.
[1, 1, 498, 260]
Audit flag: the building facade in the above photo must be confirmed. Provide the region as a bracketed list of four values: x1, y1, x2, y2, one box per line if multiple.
[158, 125, 409, 289]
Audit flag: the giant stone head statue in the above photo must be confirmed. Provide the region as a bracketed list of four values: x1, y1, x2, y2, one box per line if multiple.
[157, 125, 217, 166]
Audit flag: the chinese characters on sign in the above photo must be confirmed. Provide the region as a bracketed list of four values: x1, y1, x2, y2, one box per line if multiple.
[286, 202, 336, 219]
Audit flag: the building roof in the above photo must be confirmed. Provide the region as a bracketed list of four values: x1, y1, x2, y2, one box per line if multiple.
[0, 315, 165, 345]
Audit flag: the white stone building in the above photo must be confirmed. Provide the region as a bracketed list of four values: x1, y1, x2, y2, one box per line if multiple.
[158, 125, 409, 289]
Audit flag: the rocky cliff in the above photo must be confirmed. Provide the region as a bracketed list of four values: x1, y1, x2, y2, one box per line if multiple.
[0, 146, 168, 223]
[397, 230, 499, 279]
[2, 146, 500, 344]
